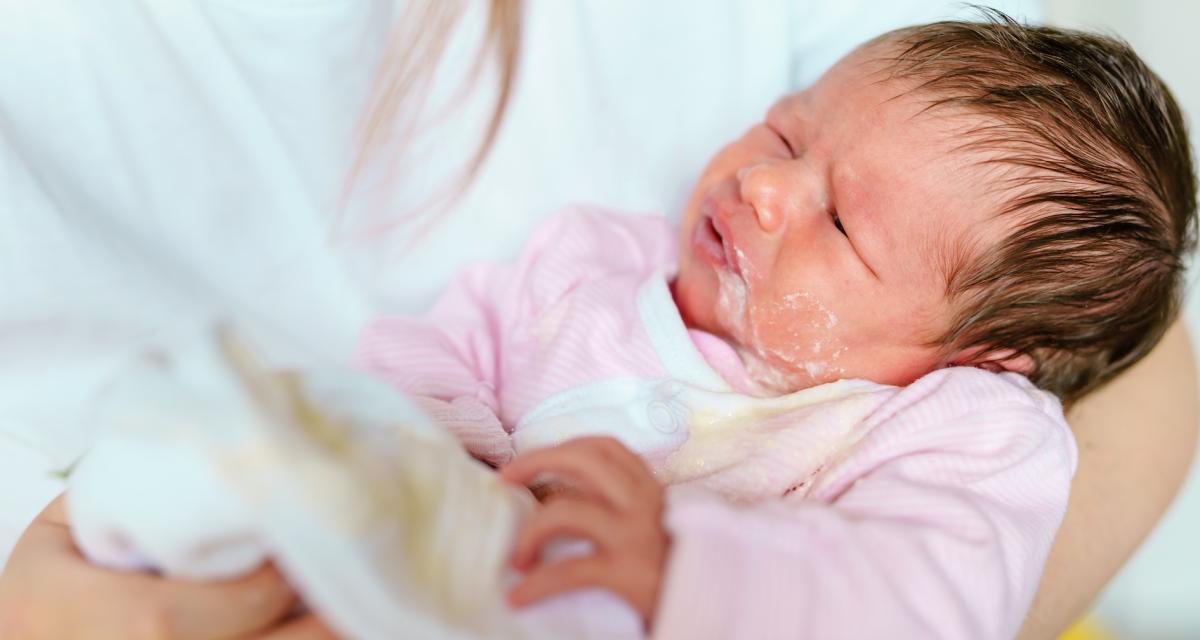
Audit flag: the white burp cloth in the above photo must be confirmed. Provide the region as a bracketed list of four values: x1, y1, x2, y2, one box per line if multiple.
[66, 327, 640, 639]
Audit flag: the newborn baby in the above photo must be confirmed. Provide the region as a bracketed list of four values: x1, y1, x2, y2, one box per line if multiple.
[68, 13, 1195, 640]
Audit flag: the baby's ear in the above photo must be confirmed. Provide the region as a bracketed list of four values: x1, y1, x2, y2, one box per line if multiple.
[949, 347, 1036, 376]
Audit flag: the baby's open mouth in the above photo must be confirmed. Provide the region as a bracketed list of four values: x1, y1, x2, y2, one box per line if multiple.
[693, 208, 730, 268]
[693, 207, 745, 279]
[696, 215, 725, 264]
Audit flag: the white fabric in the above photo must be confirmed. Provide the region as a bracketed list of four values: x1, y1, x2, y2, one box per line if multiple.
[67, 327, 641, 639]
[505, 272, 891, 477]
[0, 0, 1043, 567]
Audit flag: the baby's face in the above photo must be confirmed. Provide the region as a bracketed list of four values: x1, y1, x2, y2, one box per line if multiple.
[674, 49, 1002, 392]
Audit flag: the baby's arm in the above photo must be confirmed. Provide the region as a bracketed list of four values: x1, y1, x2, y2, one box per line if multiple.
[357, 209, 668, 467]
[653, 371, 1075, 639]
[356, 261, 520, 466]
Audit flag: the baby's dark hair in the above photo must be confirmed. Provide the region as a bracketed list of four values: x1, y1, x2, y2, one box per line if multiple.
[876, 10, 1196, 404]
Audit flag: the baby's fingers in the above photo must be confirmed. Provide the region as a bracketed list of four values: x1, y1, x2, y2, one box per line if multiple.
[501, 438, 642, 510]
[250, 613, 339, 639]
[511, 498, 615, 570]
[507, 555, 616, 609]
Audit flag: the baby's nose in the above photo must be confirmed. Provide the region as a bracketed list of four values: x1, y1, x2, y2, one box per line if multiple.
[737, 161, 825, 234]
[737, 163, 789, 233]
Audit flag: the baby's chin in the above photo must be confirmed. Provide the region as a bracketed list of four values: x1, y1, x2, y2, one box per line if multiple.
[673, 277, 806, 394]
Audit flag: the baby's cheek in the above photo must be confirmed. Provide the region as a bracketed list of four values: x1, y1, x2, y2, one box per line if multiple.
[753, 299, 850, 380]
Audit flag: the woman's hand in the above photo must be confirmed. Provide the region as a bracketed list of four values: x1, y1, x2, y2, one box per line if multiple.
[0, 494, 337, 640]
[500, 437, 669, 628]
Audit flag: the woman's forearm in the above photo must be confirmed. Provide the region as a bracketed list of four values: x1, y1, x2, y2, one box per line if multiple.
[1019, 319, 1199, 639]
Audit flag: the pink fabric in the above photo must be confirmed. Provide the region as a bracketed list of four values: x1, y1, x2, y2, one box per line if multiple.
[656, 367, 1074, 639]
[686, 329, 759, 395]
[358, 208, 677, 434]
[357, 207, 1077, 640]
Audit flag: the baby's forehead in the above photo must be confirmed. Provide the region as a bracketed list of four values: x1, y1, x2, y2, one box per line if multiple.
[767, 51, 1026, 297]
[767, 62, 956, 142]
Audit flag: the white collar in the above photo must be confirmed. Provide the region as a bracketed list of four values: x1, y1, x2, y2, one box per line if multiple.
[635, 272, 734, 393]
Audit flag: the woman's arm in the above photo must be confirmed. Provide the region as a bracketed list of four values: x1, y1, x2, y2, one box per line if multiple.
[1019, 319, 1199, 639]
[0, 494, 337, 639]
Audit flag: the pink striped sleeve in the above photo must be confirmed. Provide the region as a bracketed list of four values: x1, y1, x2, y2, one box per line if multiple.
[355, 207, 674, 460]
[651, 369, 1076, 640]
[357, 262, 511, 407]
[355, 256, 521, 461]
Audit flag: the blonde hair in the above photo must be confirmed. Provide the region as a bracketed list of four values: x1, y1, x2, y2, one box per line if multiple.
[343, 0, 523, 239]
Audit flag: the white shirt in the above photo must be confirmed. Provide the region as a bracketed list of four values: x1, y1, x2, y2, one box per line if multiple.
[0, 0, 1043, 566]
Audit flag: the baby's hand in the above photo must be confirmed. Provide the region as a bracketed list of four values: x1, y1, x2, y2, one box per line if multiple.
[500, 436, 669, 628]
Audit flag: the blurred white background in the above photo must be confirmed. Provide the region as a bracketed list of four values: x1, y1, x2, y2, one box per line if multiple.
[1046, 2, 1200, 638]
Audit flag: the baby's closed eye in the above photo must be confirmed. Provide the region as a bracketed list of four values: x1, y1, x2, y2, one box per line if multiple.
[832, 211, 847, 236]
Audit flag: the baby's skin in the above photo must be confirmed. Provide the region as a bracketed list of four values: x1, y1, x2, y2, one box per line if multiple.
[66, 40, 1055, 634]
[507, 42, 1036, 627]
[674, 44, 1034, 393]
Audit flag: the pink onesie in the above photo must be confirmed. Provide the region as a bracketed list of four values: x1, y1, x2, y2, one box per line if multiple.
[357, 207, 1077, 639]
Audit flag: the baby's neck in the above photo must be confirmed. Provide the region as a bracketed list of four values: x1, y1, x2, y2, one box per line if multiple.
[672, 279, 813, 396]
